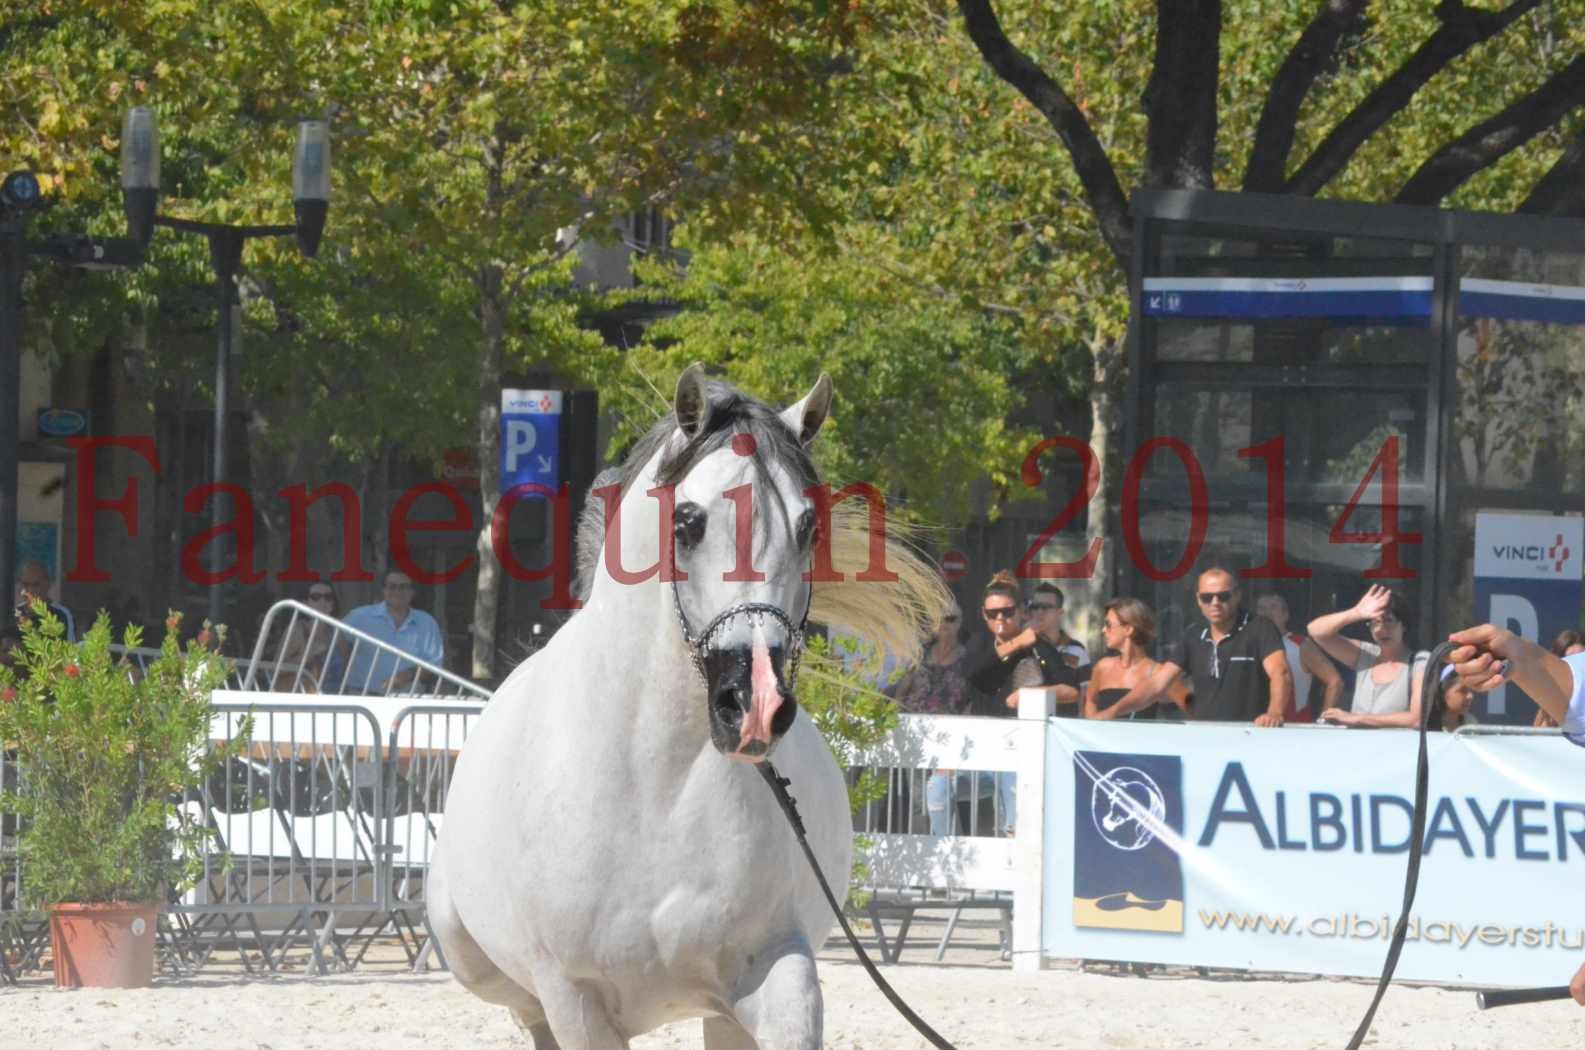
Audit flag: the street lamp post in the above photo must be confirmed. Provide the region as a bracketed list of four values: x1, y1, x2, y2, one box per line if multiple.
[0, 170, 143, 631]
[121, 108, 331, 629]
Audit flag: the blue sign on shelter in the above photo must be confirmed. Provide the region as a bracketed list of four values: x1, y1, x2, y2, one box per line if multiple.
[1472, 512, 1584, 724]
[501, 389, 561, 496]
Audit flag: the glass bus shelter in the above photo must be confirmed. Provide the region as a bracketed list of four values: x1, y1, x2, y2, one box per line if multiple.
[1125, 189, 1585, 723]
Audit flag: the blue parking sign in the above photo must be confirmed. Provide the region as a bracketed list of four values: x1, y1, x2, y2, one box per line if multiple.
[501, 389, 562, 495]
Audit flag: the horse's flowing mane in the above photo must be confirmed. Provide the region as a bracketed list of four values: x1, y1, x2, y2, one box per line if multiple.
[573, 377, 949, 666]
[807, 500, 948, 666]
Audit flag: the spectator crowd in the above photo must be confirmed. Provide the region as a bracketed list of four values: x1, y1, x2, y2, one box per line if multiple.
[882, 561, 1492, 837]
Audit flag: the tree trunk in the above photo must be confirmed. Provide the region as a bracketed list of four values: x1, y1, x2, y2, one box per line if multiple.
[1076, 329, 1126, 653]
[470, 262, 506, 681]
[359, 445, 393, 609]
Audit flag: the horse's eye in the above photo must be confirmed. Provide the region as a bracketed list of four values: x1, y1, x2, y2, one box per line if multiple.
[795, 509, 817, 550]
[674, 502, 708, 549]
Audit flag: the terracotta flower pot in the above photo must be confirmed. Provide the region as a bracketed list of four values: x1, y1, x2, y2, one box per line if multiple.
[47, 901, 159, 989]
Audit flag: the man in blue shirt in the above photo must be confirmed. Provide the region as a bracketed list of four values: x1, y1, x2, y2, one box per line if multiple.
[329, 570, 444, 694]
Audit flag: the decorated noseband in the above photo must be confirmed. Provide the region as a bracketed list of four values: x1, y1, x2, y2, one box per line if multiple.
[671, 587, 810, 690]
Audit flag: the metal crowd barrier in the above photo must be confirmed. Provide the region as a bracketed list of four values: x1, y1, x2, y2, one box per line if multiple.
[243, 601, 489, 699]
[1453, 723, 1565, 737]
[1, 743, 43, 985]
[107, 599, 490, 700]
[384, 703, 486, 970]
[168, 703, 390, 976]
[1, 697, 488, 980]
[4, 601, 490, 981]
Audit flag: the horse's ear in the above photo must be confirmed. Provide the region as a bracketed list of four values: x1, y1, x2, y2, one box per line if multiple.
[673, 363, 717, 439]
[780, 373, 833, 447]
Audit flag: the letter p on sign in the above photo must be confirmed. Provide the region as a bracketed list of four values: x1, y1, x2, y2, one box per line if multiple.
[504, 419, 536, 472]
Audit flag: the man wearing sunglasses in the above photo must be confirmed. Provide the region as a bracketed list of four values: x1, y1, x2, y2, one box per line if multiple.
[1021, 583, 1088, 714]
[1096, 567, 1291, 726]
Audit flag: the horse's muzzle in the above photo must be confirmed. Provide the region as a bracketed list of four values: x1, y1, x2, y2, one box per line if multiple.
[702, 642, 798, 762]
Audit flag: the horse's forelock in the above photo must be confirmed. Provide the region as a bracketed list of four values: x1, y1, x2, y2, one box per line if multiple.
[572, 381, 820, 602]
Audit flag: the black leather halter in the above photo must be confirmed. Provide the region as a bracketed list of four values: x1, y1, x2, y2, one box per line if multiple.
[670, 584, 812, 689]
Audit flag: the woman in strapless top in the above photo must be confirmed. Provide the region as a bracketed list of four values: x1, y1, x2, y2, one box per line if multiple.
[1084, 597, 1190, 720]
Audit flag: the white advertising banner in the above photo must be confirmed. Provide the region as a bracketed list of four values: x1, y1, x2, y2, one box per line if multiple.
[1042, 720, 1585, 986]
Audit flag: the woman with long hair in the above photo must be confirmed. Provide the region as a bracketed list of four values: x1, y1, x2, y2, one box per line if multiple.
[891, 602, 971, 836]
[280, 582, 341, 691]
[891, 601, 969, 716]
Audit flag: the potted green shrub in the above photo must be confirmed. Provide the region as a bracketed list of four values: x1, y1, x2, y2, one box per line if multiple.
[0, 605, 247, 988]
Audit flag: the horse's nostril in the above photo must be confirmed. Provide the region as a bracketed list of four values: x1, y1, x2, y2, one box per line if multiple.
[713, 687, 743, 716]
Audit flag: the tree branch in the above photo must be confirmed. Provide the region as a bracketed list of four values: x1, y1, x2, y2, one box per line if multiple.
[1518, 127, 1585, 216]
[1143, 0, 1221, 190]
[1395, 55, 1585, 206]
[1242, 0, 1370, 192]
[956, 0, 1132, 268]
[1285, 0, 1544, 196]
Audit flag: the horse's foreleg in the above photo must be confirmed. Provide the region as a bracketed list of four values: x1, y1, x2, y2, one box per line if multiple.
[512, 1011, 565, 1050]
[715, 938, 822, 1050]
[533, 977, 631, 1050]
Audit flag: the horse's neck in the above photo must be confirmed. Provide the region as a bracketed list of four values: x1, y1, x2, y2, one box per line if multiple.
[571, 448, 721, 767]
[576, 570, 709, 755]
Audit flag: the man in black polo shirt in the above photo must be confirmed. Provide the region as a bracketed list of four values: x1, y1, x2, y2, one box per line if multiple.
[1092, 567, 1292, 725]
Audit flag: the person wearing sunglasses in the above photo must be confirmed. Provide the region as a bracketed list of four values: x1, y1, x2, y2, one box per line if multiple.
[280, 583, 341, 690]
[1308, 584, 1428, 728]
[1094, 567, 1290, 726]
[1020, 583, 1088, 715]
[962, 570, 1042, 837]
[964, 571, 1045, 712]
[891, 603, 970, 718]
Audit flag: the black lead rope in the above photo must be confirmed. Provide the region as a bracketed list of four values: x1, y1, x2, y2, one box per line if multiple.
[1345, 640, 1457, 1050]
[758, 762, 960, 1050]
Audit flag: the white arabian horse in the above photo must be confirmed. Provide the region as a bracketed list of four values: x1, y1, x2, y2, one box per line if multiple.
[429, 366, 948, 1049]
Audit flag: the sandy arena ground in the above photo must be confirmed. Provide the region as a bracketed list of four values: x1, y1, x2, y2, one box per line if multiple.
[4, 920, 1584, 1049]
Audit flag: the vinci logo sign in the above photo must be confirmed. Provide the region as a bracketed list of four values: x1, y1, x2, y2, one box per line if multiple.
[1072, 750, 1185, 934]
[1483, 529, 1572, 580]
[1474, 512, 1584, 722]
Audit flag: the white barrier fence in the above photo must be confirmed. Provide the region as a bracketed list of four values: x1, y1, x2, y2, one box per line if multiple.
[18, 684, 1565, 985]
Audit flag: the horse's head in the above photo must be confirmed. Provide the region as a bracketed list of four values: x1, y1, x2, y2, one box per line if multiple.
[661, 364, 832, 762]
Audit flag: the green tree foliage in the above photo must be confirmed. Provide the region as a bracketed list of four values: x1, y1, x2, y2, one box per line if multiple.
[1, 1, 883, 673]
[610, 231, 1027, 522]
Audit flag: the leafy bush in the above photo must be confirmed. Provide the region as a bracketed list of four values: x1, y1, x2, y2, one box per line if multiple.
[796, 632, 901, 897]
[0, 606, 248, 906]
